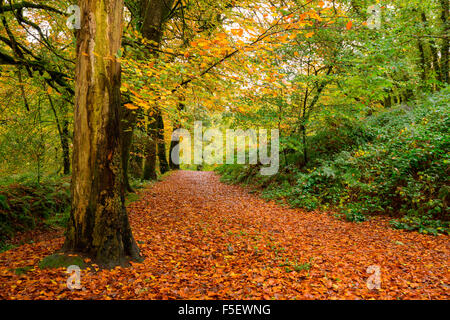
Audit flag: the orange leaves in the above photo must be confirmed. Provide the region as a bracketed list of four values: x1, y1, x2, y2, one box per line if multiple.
[216, 32, 227, 40]
[124, 103, 138, 110]
[231, 28, 244, 37]
[277, 34, 289, 43]
[305, 31, 315, 38]
[346, 20, 353, 30]
[1, 172, 449, 300]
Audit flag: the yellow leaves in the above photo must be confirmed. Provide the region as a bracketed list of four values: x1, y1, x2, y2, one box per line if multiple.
[191, 39, 208, 49]
[308, 11, 322, 21]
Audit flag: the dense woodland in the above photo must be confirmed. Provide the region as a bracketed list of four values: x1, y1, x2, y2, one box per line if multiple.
[0, 0, 448, 300]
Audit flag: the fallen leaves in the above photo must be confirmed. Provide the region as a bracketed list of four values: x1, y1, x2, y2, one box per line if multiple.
[0, 171, 448, 300]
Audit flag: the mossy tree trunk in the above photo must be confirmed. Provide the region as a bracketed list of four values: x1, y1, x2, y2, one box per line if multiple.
[64, 0, 140, 267]
[143, 112, 158, 180]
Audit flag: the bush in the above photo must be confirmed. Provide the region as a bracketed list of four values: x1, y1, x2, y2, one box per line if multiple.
[216, 88, 450, 234]
[0, 177, 71, 247]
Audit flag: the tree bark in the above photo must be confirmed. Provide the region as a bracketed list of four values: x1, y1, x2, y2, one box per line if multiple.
[143, 112, 158, 180]
[120, 106, 138, 192]
[117, 0, 175, 181]
[420, 11, 443, 88]
[64, 0, 140, 268]
[417, 39, 428, 83]
[61, 118, 71, 175]
[139, 0, 175, 177]
[169, 129, 181, 170]
[169, 101, 184, 170]
[47, 93, 71, 175]
[156, 108, 169, 174]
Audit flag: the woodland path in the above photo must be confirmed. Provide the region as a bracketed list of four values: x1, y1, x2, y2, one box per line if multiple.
[0, 171, 449, 299]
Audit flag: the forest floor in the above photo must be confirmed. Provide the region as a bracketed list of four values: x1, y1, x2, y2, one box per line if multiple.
[0, 171, 449, 300]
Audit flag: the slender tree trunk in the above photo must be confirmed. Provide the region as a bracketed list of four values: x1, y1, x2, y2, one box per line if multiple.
[64, 0, 140, 267]
[417, 39, 428, 82]
[169, 101, 184, 170]
[120, 106, 138, 192]
[48, 93, 71, 175]
[301, 124, 307, 166]
[143, 112, 158, 180]
[156, 108, 169, 174]
[421, 12, 443, 87]
[169, 130, 181, 170]
[61, 119, 71, 175]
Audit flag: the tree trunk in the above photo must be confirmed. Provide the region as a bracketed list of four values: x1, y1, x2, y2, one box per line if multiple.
[156, 108, 169, 174]
[169, 130, 181, 170]
[138, 0, 175, 178]
[420, 12, 443, 87]
[120, 106, 138, 192]
[169, 101, 184, 170]
[417, 39, 428, 83]
[64, 0, 140, 268]
[143, 113, 158, 180]
[301, 124, 308, 166]
[61, 119, 71, 175]
[48, 93, 71, 175]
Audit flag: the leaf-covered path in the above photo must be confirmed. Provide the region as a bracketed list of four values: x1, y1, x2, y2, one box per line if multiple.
[1, 171, 449, 299]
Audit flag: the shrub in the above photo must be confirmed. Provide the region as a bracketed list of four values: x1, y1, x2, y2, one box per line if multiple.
[216, 88, 450, 234]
